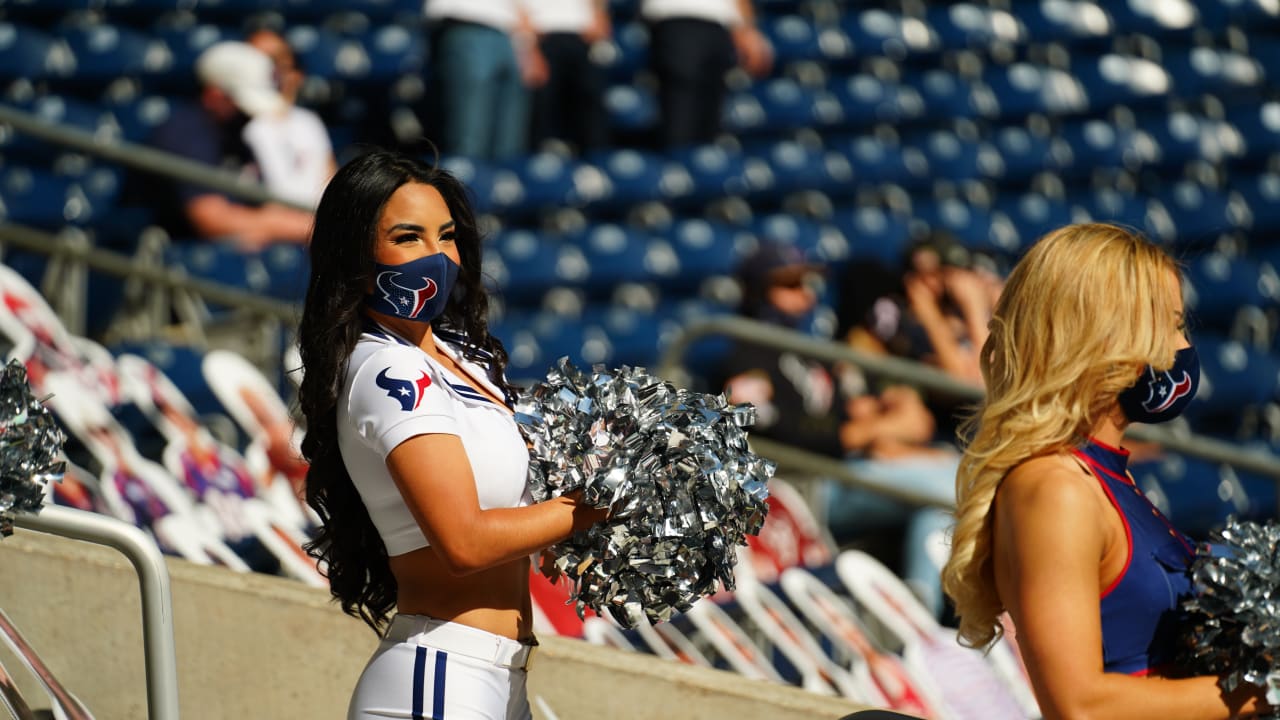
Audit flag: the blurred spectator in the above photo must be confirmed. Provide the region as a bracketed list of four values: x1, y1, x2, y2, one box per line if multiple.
[245, 29, 337, 209]
[841, 233, 1000, 387]
[424, 0, 547, 160]
[643, 0, 772, 148]
[146, 41, 314, 249]
[527, 0, 611, 154]
[721, 243, 957, 617]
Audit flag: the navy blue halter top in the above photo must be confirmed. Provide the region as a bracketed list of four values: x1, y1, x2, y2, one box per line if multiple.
[1073, 439, 1194, 675]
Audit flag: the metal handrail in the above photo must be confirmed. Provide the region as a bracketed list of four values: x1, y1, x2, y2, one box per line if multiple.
[0, 223, 297, 322]
[0, 104, 307, 211]
[13, 506, 180, 720]
[657, 314, 1280, 482]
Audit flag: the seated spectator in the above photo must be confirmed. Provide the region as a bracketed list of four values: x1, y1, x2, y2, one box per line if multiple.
[527, 0, 611, 154]
[842, 233, 1001, 388]
[720, 242, 957, 617]
[146, 41, 314, 249]
[245, 29, 337, 209]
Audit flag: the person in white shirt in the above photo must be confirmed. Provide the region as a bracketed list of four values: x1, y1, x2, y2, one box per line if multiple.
[642, 0, 772, 147]
[423, 0, 547, 160]
[245, 28, 337, 209]
[526, 0, 611, 154]
[297, 150, 608, 720]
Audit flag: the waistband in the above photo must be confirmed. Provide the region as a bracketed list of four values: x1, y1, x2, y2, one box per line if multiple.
[384, 614, 538, 671]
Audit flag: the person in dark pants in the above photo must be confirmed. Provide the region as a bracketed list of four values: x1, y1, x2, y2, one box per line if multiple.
[643, 0, 772, 148]
[528, 1, 611, 154]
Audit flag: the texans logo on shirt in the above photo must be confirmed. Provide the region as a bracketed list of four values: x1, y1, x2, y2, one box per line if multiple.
[375, 271, 438, 318]
[1138, 366, 1194, 413]
[375, 367, 432, 411]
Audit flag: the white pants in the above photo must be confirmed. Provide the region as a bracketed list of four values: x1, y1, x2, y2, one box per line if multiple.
[349, 615, 533, 720]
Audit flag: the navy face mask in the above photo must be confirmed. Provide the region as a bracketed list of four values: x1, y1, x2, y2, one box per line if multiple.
[1118, 346, 1200, 424]
[364, 253, 459, 324]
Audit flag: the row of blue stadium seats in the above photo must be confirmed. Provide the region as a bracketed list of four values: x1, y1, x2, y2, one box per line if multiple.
[0, 19, 425, 88]
[6, 91, 1275, 209]
[6, 11, 1278, 105]
[607, 5, 1280, 81]
[9, 0, 1280, 79]
[5, 147, 1278, 276]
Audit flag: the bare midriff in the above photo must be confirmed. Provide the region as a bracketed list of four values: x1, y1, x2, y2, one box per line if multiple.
[389, 548, 533, 642]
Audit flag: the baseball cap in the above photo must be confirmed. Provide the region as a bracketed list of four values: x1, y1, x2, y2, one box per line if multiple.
[739, 242, 825, 287]
[195, 41, 286, 118]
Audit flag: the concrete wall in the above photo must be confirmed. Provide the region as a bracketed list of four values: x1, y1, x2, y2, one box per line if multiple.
[0, 530, 867, 719]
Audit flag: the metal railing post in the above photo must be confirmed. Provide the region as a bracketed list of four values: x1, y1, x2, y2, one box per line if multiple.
[12, 507, 180, 720]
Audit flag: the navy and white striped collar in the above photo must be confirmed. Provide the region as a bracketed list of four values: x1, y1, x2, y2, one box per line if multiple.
[362, 317, 508, 408]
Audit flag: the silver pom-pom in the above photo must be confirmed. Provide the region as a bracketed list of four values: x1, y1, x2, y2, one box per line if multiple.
[0, 360, 66, 537]
[1178, 517, 1280, 714]
[516, 358, 773, 628]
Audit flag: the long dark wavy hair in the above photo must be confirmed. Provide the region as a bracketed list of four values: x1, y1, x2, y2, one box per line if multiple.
[298, 149, 513, 633]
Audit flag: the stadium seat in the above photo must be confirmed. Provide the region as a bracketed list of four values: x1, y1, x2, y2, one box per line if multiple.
[981, 63, 1089, 119]
[503, 152, 580, 215]
[587, 149, 694, 212]
[830, 206, 914, 267]
[165, 243, 271, 297]
[910, 129, 1003, 182]
[1185, 251, 1280, 326]
[1233, 172, 1280, 233]
[0, 24, 76, 82]
[667, 218, 750, 281]
[603, 84, 658, 134]
[1141, 111, 1246, 169]
[989, 124, 1069, 184]
[1072, 53, 1172, 113]
[1104, 0, 1200, 38]
[1013, 0, 1113, 46]
[599, 20, 649, 84]
[285, 25, 371, 81]
[838, 8, 941, 61]
[671, 145, 758, 206]
[927, 4, 1026, 51]
[1229, 100, 1280, 164]
[575, 223, 662, 290]
[1192, 333, 1280, 418]
[752, 139, 850, 197]
[0, 167, 98, 229]
[914, 197, 1007, 253]
[105, 93, 173, 144]
[358, 23, 426, 84]
[752, 213, 845, 262]
[1153, 181, 1247, 247]
[1163, 47, 1265, 101]
[723, 78, 843, 136]
[828, 74, 928, 129]
[992, 192, 1079, 251]
[150, 21, 227, 85]
[489, 229, 567, 302]
[904, 69, 985, 121]
[829, 135, 931, 191]
[58, 20, 174, 85]
[1057, 119, 1160, 176]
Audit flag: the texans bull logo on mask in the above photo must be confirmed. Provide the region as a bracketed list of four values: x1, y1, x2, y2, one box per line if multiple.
[1137, 365, 1194, 414]
[376, 367, 433, 411]
[376, 270, 438, 319]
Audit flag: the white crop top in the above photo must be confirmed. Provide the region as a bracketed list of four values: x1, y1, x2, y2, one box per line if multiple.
[337, 321, 531, 556]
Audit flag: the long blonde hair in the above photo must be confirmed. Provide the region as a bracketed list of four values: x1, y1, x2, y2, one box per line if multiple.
[941, 223, 1184, 649]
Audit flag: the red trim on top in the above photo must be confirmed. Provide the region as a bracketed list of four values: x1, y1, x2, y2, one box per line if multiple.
[1130, 667, 1152, 677]
[1075, 449, 1133, 599]
[1087, 459, 1137, 487]
[1087, 436, 1131, 458]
